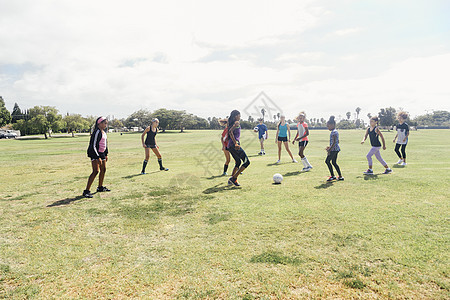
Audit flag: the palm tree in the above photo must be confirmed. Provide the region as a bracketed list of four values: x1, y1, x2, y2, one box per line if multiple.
[356, 107, 361, 120]
[261, 108, 266, 122]
[346, 112, 351, 120]
[367, 113, 372, 119]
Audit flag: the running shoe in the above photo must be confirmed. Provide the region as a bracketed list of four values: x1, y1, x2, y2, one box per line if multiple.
[337, 176, 345, 181]
[276, 160, 281, 164]
[160, 167, 169, 171]
[83, 190, 93, 198]
[97, 186, 111, 192]
[258, 152, 263, 155]
[400, 162, 407, 166]
[292, 159, 298, 163]
[222, 172, 228, 176]
[363, 169, 374, 175]
[227, 177, 233, 186]
[397, 159, 403, 164]
[230, 177, 241, 187]
[383, 168, 393, 174]
[141, 172, 146, 175]
[327, 176, 336, 182]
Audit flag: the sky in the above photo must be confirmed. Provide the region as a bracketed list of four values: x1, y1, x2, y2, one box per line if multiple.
[0, 0, 449, 121]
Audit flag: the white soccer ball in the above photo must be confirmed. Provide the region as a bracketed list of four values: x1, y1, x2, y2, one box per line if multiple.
[254, 126, 259, 132]
[273, 173, 283, 184]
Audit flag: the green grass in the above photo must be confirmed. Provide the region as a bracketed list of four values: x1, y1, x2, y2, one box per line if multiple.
[0, 129, 449, 299]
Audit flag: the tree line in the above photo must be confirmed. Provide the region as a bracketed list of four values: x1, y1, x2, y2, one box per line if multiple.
[1, 96, 449, 138]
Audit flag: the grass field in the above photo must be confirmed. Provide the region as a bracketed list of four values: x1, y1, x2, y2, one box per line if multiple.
[0, 129, 449, 299]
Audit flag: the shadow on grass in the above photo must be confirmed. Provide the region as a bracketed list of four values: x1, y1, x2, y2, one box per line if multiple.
[283, 171, 301, 177]
[203, 183, 241, 194]
[123, 171, 158, 179]
[47, 195, 90, 207]
[314, 182, 335, 189]
[205, 174, 227, 180]
[392, 164, 406, 169]
[355, 174, 381, 180]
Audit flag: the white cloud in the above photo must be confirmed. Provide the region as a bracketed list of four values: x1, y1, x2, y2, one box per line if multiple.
[0, 0, 449, 121]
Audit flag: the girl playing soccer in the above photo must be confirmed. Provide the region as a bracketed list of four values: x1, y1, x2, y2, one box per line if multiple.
[219, 119, 231, 175]
[141, 118, 169, 174]
[255, 118, 268, 155]
[227, 110, 250, 186]
[83, 117, 110, 198]
[361, 116, 392, 175]
[292, 112, 312, 171]
[393, 111, 410, 166]
[325, 116, 343, 181]
[275, 115, 297, 163]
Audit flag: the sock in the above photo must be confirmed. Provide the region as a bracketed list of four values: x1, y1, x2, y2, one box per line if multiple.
[142, 160, 148, 173]
[301, 158, 307, 168]
[224, 164, 229, 173]
[158, 158, 164, 169]
[303, 157, 312, 167]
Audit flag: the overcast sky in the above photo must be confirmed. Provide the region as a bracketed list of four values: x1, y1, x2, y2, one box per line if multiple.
[1, 0, 449, 121]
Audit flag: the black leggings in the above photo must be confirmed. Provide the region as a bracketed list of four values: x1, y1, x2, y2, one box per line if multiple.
[325, 151, 341, 177]
[394, 143, 407, 159]
[228, 146, 250, 169]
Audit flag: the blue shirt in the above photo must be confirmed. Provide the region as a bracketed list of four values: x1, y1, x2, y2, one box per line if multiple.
[256, 124, 268, 139]
[278, 123, 288, 137]
[329, 129, 340, 151]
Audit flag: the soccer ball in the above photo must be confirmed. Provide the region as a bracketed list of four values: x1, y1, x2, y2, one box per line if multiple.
[253, 126, 259, 132]
[273, 173, 283, 184]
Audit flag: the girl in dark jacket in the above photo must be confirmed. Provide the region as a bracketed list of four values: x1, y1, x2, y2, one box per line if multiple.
[83, 117, 110, 198]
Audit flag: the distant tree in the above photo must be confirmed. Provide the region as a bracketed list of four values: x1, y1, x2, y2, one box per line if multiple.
[0, 96, 11, 127]
[346, 112, 351, 120]
[27, 106, 63, 138]
[356, 107, 361, 120]
[11, 103, 23, 123]
[151, 108, 172, 132]
[123, 109, 152, 129]
[378, 107, 397, 128]
[247, 116, 254, 123]
[337, 119, 356, 129]
[109, 119, 124, 130]
[276, 112, 280, 120]
[367, 113, 372, 120]
[413, 110, 450, 126]
[261, 108, 266, 121]
[64, 114, 90, 137]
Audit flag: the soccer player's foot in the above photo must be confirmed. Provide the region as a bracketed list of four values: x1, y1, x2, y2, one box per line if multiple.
[383, 168, 393, 174]
[258, 152, 263, 155]
[97, 186, 111, 192]
[292, 159, 298, 163]
[363, 169, 374, 175]
[230, 177, 241, 187]
[222, 172, 228, 176]
[227, 177, 233, 186]
[160, 167, 169, 171]
[276, 160, 281, 164]
[401, 161, 407, 166]
[337, 176, 344, 181]
[327, 176, 336, 182]
[141, 171, 146, 175]
[262, 152, 266, 155]
[397, 159, 403, 164]
[83, 190, 93, 198]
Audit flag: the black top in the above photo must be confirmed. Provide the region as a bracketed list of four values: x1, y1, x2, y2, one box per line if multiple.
[145, 127, 157, 145]
[87, 128, 108, 158]
[368, 126, 381, 147]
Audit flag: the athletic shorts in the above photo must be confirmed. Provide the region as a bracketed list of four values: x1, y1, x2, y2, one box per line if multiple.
[299, 141, 309, 147]
[90, 152, 106, 161]
[278, 136, 288, 142]
[145, 144, 157, 149]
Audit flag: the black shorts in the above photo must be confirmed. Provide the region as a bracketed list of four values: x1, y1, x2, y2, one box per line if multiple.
[277, 136, 288, 142]
[146, 144, 157, 149]
[299, 141, 309, 147]
[89, 152, 106, 161]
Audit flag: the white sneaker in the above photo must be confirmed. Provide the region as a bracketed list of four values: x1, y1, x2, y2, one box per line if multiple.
[276, 160, 281, 164]
[292, 159, 298, 163]
[397, 159, 403, 164]
[401, 161, 407, 166]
